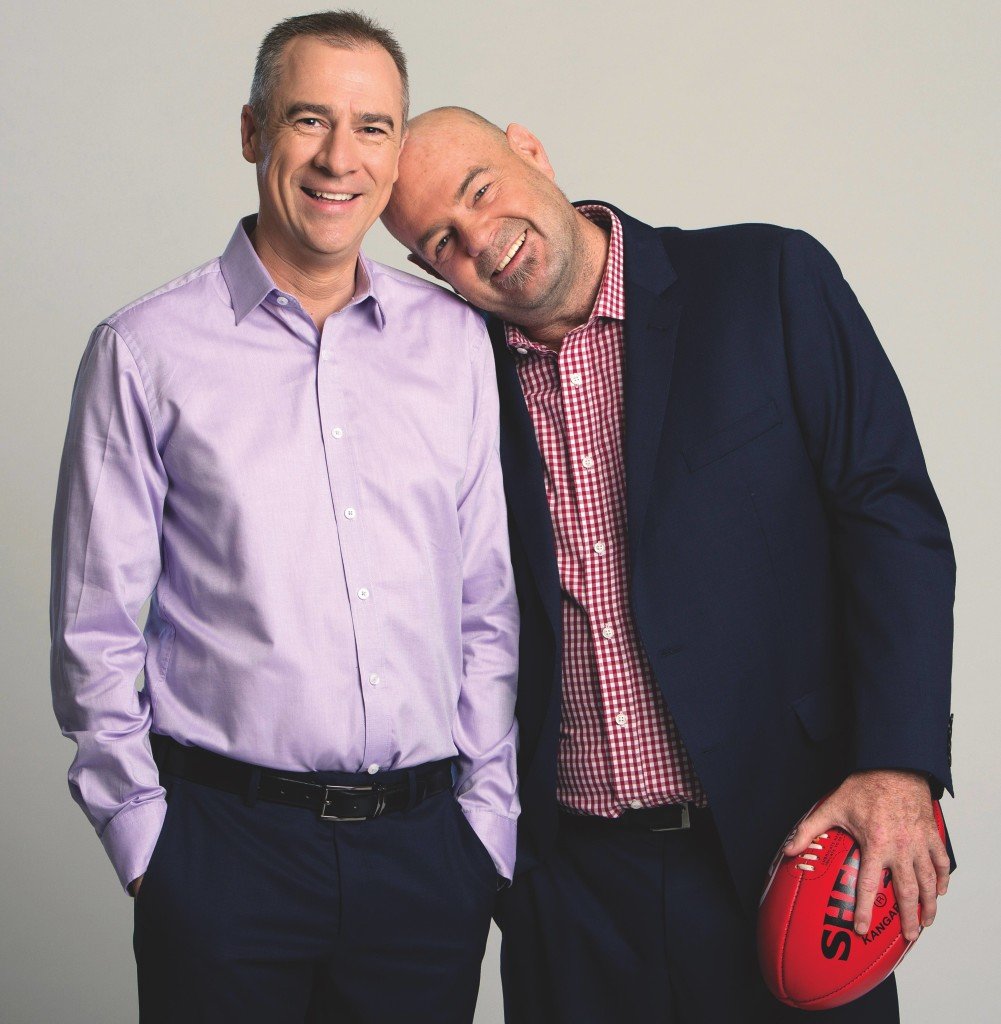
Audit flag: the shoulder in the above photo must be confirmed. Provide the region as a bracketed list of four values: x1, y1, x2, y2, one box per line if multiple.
[101, 258, 226, 341]
[367, 258, 481, 323]
[365, 258, 490, 366]
[652, 223, 841, 295]
[584, 201, 805, 264]
[657, 222, 804, 265]
[596, 203, 838, 298]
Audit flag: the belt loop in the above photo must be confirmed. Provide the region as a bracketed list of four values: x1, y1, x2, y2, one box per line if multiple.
[406, 769, 418, 811]
[243, 766, 261, 807]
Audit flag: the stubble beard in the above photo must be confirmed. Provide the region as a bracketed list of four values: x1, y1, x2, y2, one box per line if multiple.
[491, 217, 577, 317]
[494, 249, 540, 293]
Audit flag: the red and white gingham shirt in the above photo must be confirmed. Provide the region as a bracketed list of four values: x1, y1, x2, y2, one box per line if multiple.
[506, 206, 706, 816]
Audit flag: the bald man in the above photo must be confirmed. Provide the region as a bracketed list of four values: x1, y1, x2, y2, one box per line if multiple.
[382, 108, 955, 1023]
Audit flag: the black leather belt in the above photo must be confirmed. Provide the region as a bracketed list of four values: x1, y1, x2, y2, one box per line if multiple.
[560, 803, 702, 832]
[150, 734, 453, 822]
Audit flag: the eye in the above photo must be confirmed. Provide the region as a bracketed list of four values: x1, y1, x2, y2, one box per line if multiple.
[294, 117, 325, 131]
[473, 183, 490, 202]
[360, 125, 388, 136]
[434, 233, 452, 259]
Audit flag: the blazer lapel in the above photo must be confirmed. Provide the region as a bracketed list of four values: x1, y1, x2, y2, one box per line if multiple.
[607, 206, 684, 568]
[488, 319, 563, 637]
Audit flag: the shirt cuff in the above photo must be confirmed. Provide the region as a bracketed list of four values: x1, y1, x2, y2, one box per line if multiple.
[462, 806, 517, 883]
[99, 798, 168, 893]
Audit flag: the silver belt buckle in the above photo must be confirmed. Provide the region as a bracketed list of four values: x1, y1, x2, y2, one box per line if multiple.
[319, 783, 385, 822]
[650, 803, 691, 832]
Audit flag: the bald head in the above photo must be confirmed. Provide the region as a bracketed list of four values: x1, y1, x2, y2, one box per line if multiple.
[408, 106, 507, 145]
[383, 107, 510, 239]
[382, 105, 606, 340]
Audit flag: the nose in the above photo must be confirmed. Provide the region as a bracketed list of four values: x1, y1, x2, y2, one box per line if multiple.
[461, 214, 493, 260]
[313, 122, 359, 179]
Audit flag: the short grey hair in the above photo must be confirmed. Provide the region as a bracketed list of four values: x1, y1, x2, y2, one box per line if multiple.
[249, 10, 409, 128]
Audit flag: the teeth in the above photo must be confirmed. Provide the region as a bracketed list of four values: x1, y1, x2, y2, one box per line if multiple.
[495, 232, 526, 273]
[308, 189, 354, 201]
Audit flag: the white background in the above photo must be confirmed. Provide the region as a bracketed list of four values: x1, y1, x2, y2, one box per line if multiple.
[2, 2, 997, 1020]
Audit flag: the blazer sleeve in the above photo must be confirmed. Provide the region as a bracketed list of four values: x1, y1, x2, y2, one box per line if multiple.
[778, 229, 955, 796]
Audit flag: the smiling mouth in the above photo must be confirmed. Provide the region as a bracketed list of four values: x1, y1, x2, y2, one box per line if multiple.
[493, 232, 527, 276]
[301, 187, 359, 203]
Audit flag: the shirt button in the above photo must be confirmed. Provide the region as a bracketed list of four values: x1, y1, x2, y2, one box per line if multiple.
[629, 799, 643, 810]
[368, 673, 380, 686]
[320, 350, 332, 362]
[344, 507, 357, 520]
[581, 455, 595, 469]
[331, 427, 344, 439]
[593, 541, 606, 555]
[276, 295, 289, 306]
[569, 372, 583, 387]
[367, 764, 380, 775]
[614, 712, 628, 727]
[357, 588, 370, 600]
[601, 625, 614, 639]
[516, 347, 528, 355]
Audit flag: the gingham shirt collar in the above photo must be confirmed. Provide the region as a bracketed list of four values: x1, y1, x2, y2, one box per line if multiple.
[504, 204, 624, 355]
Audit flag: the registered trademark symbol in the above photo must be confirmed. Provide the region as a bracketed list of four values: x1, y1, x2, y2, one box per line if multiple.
[873, 893, 887, 908]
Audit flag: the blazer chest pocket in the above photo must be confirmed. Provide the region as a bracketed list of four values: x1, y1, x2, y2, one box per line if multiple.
[683, 399, 782, 472]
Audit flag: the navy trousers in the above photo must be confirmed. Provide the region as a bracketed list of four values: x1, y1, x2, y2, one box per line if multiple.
[133, 766, 496, 1023]
[497, 811, 898, 1023]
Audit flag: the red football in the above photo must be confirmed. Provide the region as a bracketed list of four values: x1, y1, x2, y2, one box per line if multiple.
[757, 800, 946, 1010]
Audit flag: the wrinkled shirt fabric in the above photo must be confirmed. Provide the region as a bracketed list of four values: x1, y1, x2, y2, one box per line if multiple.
[51, 217, 520, 889]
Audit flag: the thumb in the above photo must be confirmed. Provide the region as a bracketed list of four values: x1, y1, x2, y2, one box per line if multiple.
[783, 801, 837, 857]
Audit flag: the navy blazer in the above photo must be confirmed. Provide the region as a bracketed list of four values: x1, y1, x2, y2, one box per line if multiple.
[488, 203, 955, 913]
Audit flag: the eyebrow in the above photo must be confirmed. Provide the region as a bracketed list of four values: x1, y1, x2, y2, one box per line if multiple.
[454, 165, 490, 204]
[283, 103, 396, 132]
[415, 166, 493, 256]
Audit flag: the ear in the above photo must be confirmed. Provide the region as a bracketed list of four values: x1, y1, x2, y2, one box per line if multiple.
[406, 253, 445, 281]
[506, 123, 556, 181]
[241, 105, 262, 164]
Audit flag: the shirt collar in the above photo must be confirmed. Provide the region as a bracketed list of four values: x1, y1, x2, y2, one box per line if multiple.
[505, 203, 625, 355]
[577, 204, 625, 322]
[220, 215, 387, 330]
[354, 252, 388, 330]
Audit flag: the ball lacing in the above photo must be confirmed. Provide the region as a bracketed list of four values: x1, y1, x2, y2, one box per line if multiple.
[795, 833, 829, 872]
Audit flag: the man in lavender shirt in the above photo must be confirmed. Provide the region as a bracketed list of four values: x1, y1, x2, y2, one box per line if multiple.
[50, 12, 518, 1022]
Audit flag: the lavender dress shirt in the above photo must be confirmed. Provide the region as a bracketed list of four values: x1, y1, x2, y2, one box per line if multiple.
[51, 218, 520, 890]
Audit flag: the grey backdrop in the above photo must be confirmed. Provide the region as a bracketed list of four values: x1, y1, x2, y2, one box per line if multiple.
[2, 2, 997, 1021]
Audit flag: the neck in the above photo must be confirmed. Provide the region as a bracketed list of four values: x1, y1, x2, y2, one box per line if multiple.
[519, 211, 610, 351]
[251, 223, 359, 329]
